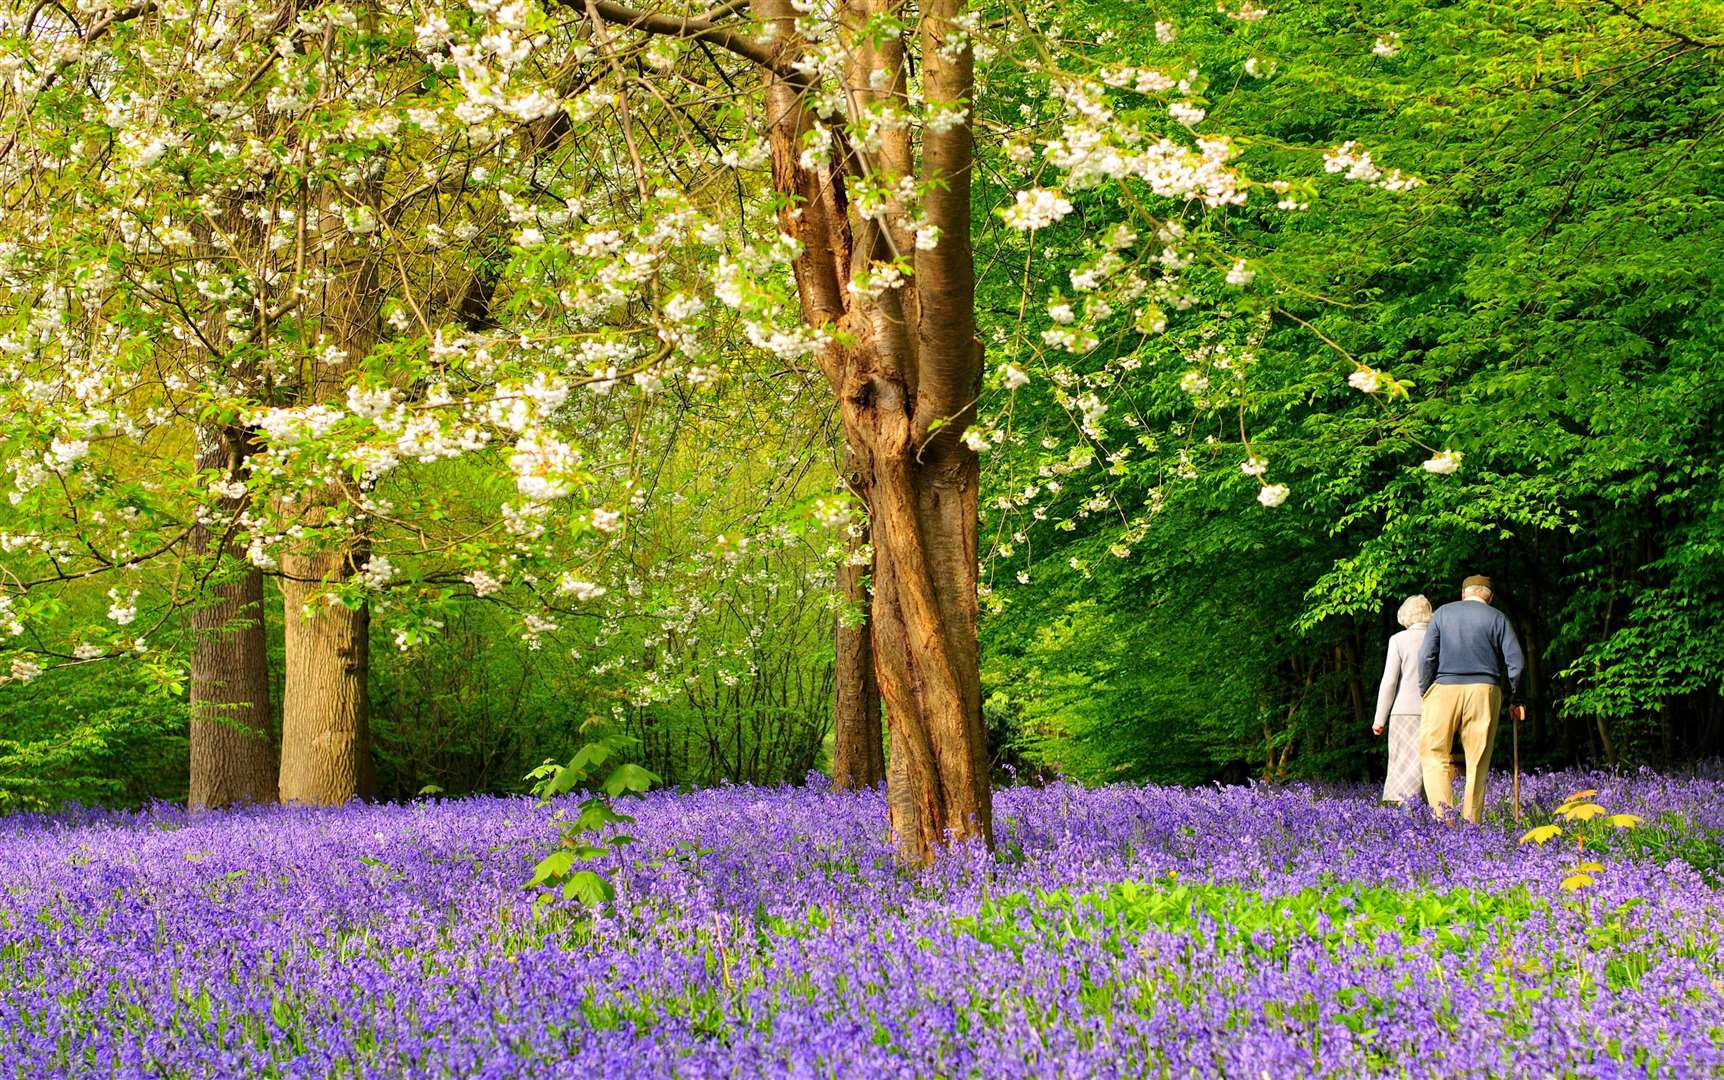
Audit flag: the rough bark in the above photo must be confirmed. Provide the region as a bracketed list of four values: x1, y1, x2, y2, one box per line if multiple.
[752, 0, 989, 861]
[586, 0, 992, 862]
[278, 528, 375, 804]
[871, 430, 991, 857]
[831, 504, 884, 790]
[277, 192, 381, 806]
[188, 428, 277, 809]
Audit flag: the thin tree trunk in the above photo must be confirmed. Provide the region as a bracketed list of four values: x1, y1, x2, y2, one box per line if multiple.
[1595, 714, 1619, 768]
[832, 476, 884, 789]
[188, 428, 276, 809]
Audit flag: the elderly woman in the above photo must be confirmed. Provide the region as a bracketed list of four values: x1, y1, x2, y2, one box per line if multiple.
[1373, 594, 1433, 804]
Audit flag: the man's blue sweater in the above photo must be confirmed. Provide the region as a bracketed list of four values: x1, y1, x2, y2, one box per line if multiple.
[1417, 599, 1525, 701]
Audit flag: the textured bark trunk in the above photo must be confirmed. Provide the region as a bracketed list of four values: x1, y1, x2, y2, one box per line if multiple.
[831, 512, 883, 790]
[276, 187, 381, 805]
[188, 428, 277, 809]
[873, 443, 990, 858]
[744, 0, 988, 862]
[279, 527, 375, 804]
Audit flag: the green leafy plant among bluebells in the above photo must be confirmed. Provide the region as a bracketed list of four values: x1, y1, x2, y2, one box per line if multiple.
[525, 720, 659, 907]
[1519, 789, 1644, 893]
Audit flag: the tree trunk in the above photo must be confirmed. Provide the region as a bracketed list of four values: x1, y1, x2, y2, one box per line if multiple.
[277, 189, 381, 805]
[279, 527, 375, 804]
[831, 507, 883, 789]
[745, 0, 988, 861]
[188, 427, 276, 809]
[1595, 714, 1619, 768]
[871, 442, 991, 859]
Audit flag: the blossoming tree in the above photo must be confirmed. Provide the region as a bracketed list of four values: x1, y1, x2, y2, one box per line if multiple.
[0, 0, 1420, 860]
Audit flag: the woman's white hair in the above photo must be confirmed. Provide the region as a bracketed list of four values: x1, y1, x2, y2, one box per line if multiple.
[1397, 594, 1433, 628]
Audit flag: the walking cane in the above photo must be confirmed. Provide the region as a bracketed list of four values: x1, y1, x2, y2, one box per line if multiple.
[1511, 707, 1522, 826]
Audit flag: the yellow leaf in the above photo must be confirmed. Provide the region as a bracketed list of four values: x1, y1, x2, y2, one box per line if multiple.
[1560, 873, 1595, 892]
[1558, 802, 1606, 822]
[1562, 789, 1599, 803]
[1520, 824, 1563, 845]
[1606, 814, 1643, 829]
[1572, 861, 1606, 874]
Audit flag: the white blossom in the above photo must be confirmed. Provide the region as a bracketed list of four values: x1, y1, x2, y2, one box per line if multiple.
[47, 438, 90, 469]
[590, 507, 621, 533]
[1168, 102, 1206, 127]
[1423, 450, 1464, 475]
[356, 556, 395, 590]
[343, 205, 378, 235]
[1378, 168, 1424, 192]
[106, 588, 139, 625]
[1257, 483, 1290, 507]
[521, 612, 558, 649]
[556, 575, 607, 601]
[1002, 188, 1074, 231]
[509, 432, 578, 501]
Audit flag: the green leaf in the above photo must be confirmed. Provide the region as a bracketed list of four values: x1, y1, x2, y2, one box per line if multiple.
[602, 763, 659, 797]
[574, 798, 630, 833]
[561, 870, 615, 906]
[540, 763, 585, 799]
[526, 850, 575, 888]
[568, 741, 614, 775]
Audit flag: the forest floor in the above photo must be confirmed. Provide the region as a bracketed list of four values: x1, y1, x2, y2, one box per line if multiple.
[2, 770, 1722, 1076]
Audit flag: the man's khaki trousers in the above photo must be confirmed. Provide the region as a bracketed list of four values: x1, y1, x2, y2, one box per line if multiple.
[1419, 682, 1501, 823]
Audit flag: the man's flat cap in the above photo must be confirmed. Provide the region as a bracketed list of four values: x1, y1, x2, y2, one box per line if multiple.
[1462, 574, 1494, 591]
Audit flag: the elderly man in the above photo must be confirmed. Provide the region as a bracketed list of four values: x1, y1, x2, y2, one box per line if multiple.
[1417, 575, 1526, 823]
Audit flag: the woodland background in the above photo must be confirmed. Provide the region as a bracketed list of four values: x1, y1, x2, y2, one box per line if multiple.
[3, 0, 1721, 810]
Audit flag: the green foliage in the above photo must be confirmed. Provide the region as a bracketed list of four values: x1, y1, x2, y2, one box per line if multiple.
[1597, 811, 1724, 888]
[956, 876, 1669, 1001]
[526, 722, 660, 907]
[956, 878, 1549, 962]
[0, 665, 186, 811]
[981, 0, 1724, 781]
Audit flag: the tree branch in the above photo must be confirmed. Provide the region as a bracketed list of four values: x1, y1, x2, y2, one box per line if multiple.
[574, 0, 791, 76]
